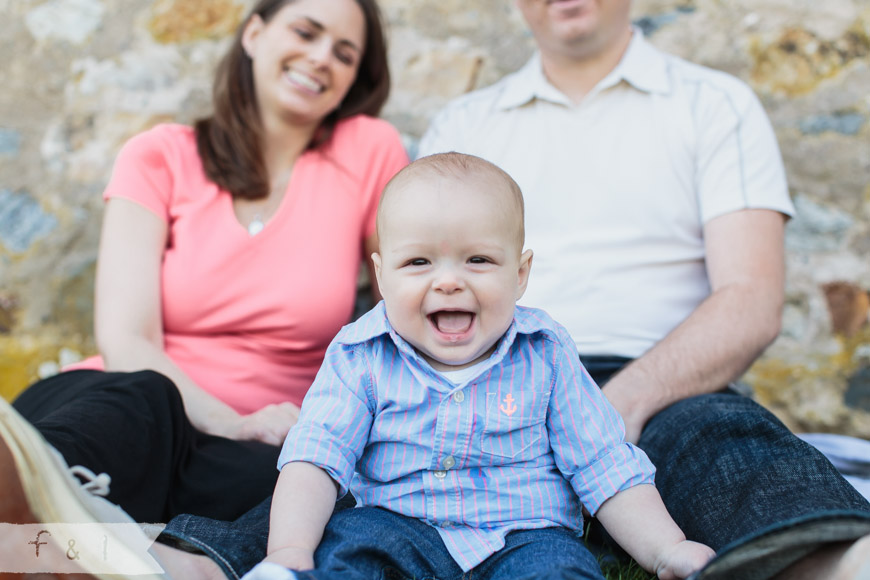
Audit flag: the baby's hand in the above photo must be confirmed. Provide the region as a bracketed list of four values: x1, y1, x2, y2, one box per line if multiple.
[264, 546, 315, 571]
[654, 540, 715, 580]
[240, 551, 313, 580]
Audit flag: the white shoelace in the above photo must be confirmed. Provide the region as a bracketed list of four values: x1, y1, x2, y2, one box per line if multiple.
[68, 464, 112, 497]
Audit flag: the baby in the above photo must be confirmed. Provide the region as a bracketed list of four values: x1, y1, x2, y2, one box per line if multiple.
[244, 153, 715, 580]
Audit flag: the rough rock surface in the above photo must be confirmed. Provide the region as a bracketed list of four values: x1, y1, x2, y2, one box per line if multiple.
[2, 1, 869, 437]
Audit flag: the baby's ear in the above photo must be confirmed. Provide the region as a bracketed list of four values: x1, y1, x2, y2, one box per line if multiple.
[371, 253, 383, 285]
[516, 249, 534, 299]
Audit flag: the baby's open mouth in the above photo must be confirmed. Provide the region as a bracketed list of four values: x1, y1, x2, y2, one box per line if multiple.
[429, 311, 474, 334]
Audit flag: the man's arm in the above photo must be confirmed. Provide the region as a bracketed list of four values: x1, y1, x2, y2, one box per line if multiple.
[603, 208, 787, 443]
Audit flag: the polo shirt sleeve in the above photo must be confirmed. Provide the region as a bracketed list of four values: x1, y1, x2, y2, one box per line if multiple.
[693, 77, 794, 222]
[102, 125, 175, 222]
[545, 325, 656, 515]
[279, 340, 375, 497]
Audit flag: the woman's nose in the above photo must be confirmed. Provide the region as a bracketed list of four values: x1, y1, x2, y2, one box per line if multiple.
[307, 39, 332, 67]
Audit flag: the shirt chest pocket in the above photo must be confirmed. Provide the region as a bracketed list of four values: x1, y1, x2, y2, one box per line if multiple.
[481, 389, 551, 460]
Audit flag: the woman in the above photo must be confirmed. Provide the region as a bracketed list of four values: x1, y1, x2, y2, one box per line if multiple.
[2, 0, 406, 529]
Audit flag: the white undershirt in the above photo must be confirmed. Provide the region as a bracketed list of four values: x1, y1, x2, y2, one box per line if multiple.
[438, 359, 490, 385]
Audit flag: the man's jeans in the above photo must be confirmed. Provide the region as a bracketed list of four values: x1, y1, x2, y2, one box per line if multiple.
[161, 355, 870, 580]
[586, 356, 870, 579]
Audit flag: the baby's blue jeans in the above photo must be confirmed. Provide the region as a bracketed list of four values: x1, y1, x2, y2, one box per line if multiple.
[253, 506, 605, 580]
[161, 356, 870, 579]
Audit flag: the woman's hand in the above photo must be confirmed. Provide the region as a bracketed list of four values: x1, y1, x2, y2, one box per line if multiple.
[175, 401, 299, 445]
[96, 199, 302, 446]
[232, 402, 301, 446]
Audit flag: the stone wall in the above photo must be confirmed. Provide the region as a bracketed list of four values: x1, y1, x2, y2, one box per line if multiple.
[1, 0, 869, 436]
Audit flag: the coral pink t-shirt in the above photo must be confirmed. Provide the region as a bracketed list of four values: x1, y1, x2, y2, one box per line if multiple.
[68, 117, 408, 414]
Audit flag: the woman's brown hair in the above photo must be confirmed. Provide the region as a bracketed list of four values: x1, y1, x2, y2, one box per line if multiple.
[195, 0, 391, 200]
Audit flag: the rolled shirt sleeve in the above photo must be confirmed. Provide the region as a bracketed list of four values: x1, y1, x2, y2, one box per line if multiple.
[279, 341, 375, 497]
[546, 325, 656, 514]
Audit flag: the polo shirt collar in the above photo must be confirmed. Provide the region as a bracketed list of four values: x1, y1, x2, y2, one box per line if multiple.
[494, 27, 671, 111]
[609, 28, 671, 94]
[495, 52, 571, 110]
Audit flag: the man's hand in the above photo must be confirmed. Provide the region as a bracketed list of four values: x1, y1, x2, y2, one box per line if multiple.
[600, 380, 649, 444]
[600, 365, 670, 444]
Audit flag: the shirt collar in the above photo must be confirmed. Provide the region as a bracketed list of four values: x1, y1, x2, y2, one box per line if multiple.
[495, 52, 571, 110]
[610, 28, 672, 94]
[338, 302, 561, 370]
[337, 301, 392, 344]
[495, 27, 671, 111]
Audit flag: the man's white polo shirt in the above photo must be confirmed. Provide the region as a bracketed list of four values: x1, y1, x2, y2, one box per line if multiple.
[419, 31, 794, 359]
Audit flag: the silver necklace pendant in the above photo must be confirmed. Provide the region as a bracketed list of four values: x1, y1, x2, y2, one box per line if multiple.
[248, 215, 264, 236]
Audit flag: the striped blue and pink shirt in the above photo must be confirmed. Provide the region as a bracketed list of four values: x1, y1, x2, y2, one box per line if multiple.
[279, 302, 655, 570]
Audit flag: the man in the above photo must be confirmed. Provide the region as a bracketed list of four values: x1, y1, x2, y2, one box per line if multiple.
[417, 1, 870, 578]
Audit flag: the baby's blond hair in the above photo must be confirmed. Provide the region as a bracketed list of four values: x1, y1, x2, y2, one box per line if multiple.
[377, 152, 525, 249]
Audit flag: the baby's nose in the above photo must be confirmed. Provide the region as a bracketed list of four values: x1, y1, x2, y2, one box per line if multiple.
[432, 268, 465, 293]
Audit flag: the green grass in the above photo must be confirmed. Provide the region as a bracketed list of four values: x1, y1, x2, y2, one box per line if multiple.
[600, 559, 655, 580]
[585, 521, 655, 580]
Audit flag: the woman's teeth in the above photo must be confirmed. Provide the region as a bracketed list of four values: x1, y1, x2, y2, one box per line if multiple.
[286, 70, 322, 93]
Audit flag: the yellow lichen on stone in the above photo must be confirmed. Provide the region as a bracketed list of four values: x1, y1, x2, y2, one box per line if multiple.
[746, 326, 870, 436]
[0, 337, 56, 402]
[149, 0, 245, 44]
[749, 20, 870, 96]
[747, 357, 821, 407]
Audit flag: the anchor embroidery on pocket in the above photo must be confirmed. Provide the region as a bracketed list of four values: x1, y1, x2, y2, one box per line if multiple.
[499, 393, 517, 416]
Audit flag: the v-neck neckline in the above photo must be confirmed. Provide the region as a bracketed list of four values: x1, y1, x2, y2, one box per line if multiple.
[229, 154, 307, 240]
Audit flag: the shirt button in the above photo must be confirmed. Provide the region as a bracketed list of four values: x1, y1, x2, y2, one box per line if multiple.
[442, 456, 456, 469]
[441, 521, 453, 528]
[452, 391, 465, 403]
[433, 470, 447, 479]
